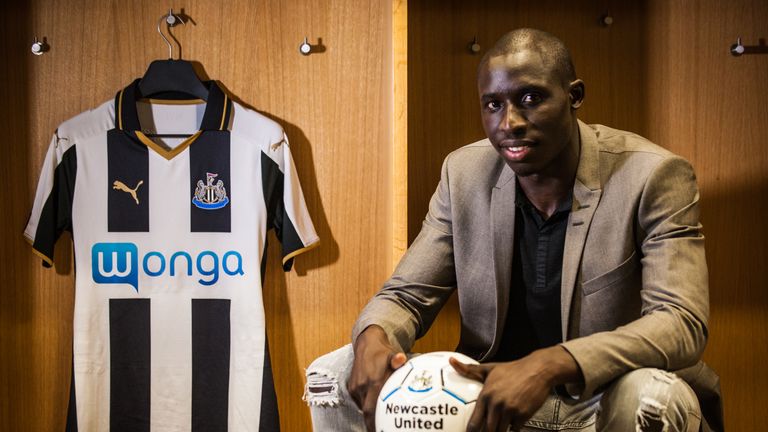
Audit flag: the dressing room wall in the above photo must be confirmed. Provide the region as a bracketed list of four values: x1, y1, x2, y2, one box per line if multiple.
[1, 1, 392, 431]
[406, 1, 768, 431]
[1, 1, 766, 431]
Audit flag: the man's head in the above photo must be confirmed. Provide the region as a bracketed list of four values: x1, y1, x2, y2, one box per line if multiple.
[478, 28, 584, 177]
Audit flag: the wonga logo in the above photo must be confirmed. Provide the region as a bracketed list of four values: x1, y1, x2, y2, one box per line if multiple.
[92, 242, 139, 291]
[92, 242, 245, 292]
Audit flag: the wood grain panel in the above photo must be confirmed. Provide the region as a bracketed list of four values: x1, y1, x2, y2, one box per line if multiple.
[393, 0, 408, 265]
[6, 1, 765, 430]
[0, 1, 391, 431]
[1, 3, 75, 430]
[643, 1, 768, 429]
[406, 0, 768, 429]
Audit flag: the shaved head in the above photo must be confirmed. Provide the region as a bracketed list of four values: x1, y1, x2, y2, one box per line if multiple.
[479, 28, 576, 86]
[476, 28, 585, 178]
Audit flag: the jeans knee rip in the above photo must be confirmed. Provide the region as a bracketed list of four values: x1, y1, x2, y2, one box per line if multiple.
[635, 370, 677, 432]
[304, 368, 342, 407]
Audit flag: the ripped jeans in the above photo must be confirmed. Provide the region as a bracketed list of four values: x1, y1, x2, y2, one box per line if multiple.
[304, 345, 702, 432]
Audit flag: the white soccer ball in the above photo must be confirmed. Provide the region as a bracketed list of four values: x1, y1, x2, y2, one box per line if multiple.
[375, 351, 483, 432]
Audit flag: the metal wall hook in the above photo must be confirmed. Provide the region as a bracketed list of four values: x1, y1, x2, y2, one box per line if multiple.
[298, 37, 327, 56]
[299, 37, 312, 55]
[730, 37, 745, 56]
[730, 37, 768, 56]
[31, 36, 49, 55]
[157, 9, 186, 59]
[468, 36, 481, 54]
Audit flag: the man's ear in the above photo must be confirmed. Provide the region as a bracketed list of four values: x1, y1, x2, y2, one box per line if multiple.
[569, 79, 585, 109]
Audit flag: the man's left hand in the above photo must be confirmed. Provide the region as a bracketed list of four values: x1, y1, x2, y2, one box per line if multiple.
[449, 346, 582, 432]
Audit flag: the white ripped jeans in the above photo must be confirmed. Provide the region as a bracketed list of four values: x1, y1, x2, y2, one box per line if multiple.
[304, 345, 701, 432]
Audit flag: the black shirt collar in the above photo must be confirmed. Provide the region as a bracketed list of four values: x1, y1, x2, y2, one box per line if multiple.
[115, 79, 232, 132]
[514, 180, 574, 217]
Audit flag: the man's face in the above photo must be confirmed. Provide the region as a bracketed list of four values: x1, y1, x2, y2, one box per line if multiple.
[478, 50, 581, 177]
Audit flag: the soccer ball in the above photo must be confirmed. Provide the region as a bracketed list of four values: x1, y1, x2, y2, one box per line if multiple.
[375, 351, 483, 432]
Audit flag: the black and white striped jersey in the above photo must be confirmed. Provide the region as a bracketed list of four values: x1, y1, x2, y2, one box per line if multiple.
[24, 80, 319, 432]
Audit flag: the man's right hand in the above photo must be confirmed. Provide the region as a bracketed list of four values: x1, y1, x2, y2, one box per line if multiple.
[348, 325, 408, 432]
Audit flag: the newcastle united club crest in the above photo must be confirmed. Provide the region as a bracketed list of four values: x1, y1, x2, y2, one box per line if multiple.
[192, 172, 229, 210]
[407, 370, 433, 393]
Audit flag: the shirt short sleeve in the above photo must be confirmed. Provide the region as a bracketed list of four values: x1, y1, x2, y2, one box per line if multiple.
[24, 132, 77, 267]
[260, 132, 319, 270]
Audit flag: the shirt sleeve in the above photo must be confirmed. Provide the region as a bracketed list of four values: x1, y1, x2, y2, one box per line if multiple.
[261, 132, 319, 271]
[24, 132, 77, 267]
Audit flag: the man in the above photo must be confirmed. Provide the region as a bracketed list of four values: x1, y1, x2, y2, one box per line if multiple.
[305, 28, 721, 431]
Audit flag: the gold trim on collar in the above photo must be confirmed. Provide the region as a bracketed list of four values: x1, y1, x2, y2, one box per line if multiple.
[135, 130, 202, 161]
[118, 89, 124, 130]
[219, 94, 229, 130]
[139, 98, 206, 105]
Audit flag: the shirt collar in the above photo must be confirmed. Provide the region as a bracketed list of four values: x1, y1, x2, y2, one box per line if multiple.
[115, 78, 232, 133]
[514, 180, 573, 217]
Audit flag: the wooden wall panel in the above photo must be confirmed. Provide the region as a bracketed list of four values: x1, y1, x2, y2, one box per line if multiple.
[5, 1, 766, 430]
[405, 0, 768, 429]
[393, 0, 408, 265]
[0, 1, 391, 431]
[644, 1, 768, 429]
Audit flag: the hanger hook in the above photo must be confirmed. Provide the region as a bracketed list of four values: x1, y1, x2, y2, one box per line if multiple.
[468, 36, 481, 54]
[731, 36, 745, 56]
[157, 9, 186, 59]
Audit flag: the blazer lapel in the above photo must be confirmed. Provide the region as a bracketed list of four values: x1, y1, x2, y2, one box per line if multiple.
[561, 120, 603, 341]
[488, 163, 516, 358]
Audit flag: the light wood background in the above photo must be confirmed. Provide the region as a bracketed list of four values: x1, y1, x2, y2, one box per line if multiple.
[0, 1, 392, 431]
[2, 0, 767, 431]
[644, 2, 768, 430]
[406, 0, 768, 431]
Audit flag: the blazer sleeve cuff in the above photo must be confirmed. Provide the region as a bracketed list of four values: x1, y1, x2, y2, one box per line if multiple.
[559, 340, 608, 399]
[352, 303, 418, 353]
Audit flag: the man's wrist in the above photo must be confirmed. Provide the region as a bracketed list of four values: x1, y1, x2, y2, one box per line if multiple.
[535, 345, 583, 387]
[354, 325, 389, 354]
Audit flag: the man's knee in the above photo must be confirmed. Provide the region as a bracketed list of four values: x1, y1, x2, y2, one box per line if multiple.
[303, 344, 355, 407]
[599, 368, 701, 432]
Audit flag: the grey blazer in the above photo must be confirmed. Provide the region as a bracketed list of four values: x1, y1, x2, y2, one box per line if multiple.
[353, 120, 722, 430]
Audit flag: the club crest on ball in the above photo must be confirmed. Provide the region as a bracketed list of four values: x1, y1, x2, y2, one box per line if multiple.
[407, 370, 433, 393]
